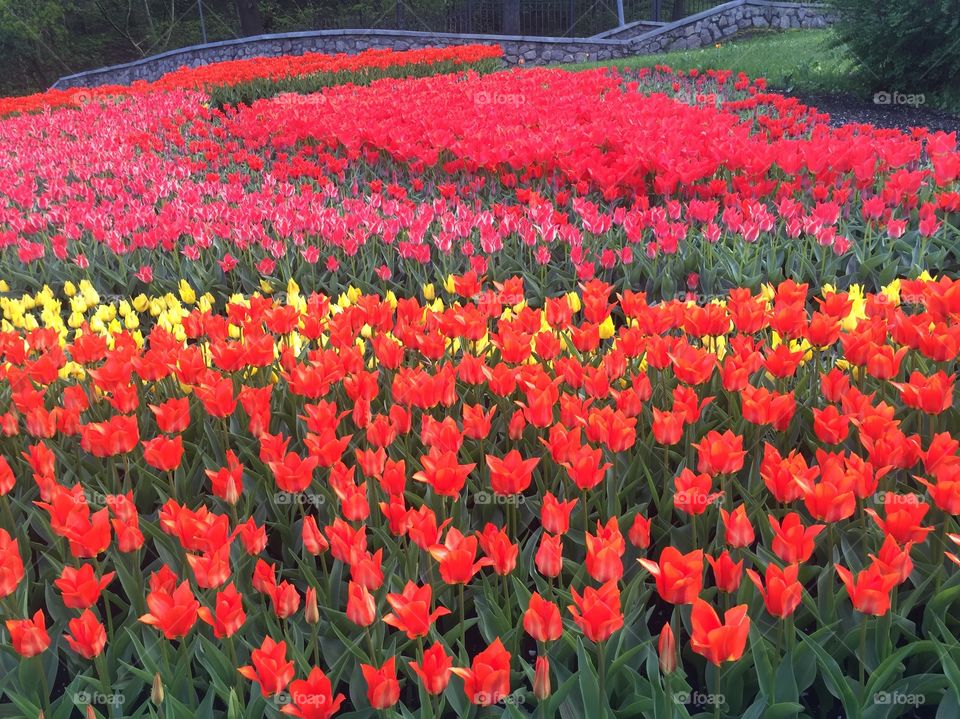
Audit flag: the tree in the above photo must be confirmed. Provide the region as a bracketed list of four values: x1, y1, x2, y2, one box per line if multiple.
[234, 0, 263, 35]
[502, 0, 519, 34]
[671, 0, 686, 21]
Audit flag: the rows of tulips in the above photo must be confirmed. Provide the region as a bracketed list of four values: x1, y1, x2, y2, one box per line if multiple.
[0, 45, 503, 119]
[0, 272, 959, 717]
[0, 63, 958, 300]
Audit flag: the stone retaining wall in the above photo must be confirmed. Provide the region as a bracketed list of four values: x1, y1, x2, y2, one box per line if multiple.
[52, 0, 835, 89]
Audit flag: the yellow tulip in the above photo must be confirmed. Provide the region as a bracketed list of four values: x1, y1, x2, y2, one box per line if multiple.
[178, 279, 196, 305]
[598, 315, 615, 340]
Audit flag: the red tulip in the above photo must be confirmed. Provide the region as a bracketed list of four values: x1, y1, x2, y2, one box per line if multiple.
[835, 563, 899, 616]
[638, 547, 704, 605]
[0, 529, 24, 598]
[6, 610, 50, 657]
[628, 513, 651, 549]
[142, 434, 184, 472]
[410, 642, 453, 695]
[54, 564, 114, 609]
[721, 504, 755, 547]
[65, 609, 106, 659]
[533, 655, 551, 699]
[279, 665, 345, 718]
[585, 517, 625, 582]
[707, 550, 743, 593]
[486, 450, 539, 495]
[429, 528, 492, 585]
[747, 563, 803, 618]
[347, 580, 376, 627]
[568, 579, 624, 643]
[383, 581, 450, 639]
[239, 636, 295, 697]
[769, 512, 824, 564]
[361, 657, 400, 710]
[535, 533, 563, 578]
[451, 637, 511, 706]
[694, 430, 745, 475]
[523, 592, 562, 643]
[658, 623, 676, 674]
[139, 580, 199, 639]
[690, 598, 750, 665]
[197, 583, 246, 638]
[541, 492, 577, 535]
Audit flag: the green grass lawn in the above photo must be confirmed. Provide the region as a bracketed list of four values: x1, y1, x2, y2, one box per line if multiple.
[562, 29, 959, 113]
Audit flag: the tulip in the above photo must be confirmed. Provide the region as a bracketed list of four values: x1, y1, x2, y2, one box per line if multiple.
[535, 532, 563, 578]
[747, 563, 803, 618]
[533, 656, 551, 700]
[523, 592, 563, 643]
[835, 563, 899, 616]
[64, 610, 106, 659]
[410, 642, 453, 695]
[486, 450, 539, 496]
[139, 580, 199, 639]
[383, 582, 450, 639]
[361, 657, 400, 710]
[707, 550, 744, 594]
[197, 582, 246, 638]
[568, 579, 624, 643]
[54, 563, 114, 609]
[279, 666, 345, 718]
[304, 587, 320, 625]
[429, 528, 492, 585]
[6, 610, 50, 657]
[769, 513, 824, 564]
[638, 547, 704, 605]
[690, 598, 750, 665]
[585, 517, 625, 583]
[721, 504, 755, 548]
[541, 492, 577, 535]
[451, 638, 511, 706]
[346, 581, 376, 627]
[658, 623, 677, 674]
[238, 637, 295, 697]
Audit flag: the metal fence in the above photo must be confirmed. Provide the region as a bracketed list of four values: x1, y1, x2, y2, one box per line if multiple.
[303, 0, 729, 36]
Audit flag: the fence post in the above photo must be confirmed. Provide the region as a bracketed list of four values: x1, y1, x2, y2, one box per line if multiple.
[652, 0, 661, 22]
[616, 0, 625, 25]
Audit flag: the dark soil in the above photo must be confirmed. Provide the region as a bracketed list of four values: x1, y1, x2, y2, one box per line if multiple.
[789, 91, 960, 134]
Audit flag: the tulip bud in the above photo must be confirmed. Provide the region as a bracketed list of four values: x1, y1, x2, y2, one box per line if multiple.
[86, 706, 96, 719]
[658, 623, 676, 675]
[533, 656, 551, 700]
[305, 587, 320, 625]
[151, 672, 165, 705]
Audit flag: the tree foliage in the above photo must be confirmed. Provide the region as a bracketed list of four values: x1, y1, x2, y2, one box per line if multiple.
[828, 0, 960, 93]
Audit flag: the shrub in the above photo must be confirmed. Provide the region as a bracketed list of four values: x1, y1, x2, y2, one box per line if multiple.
[828, 0, 960, 93]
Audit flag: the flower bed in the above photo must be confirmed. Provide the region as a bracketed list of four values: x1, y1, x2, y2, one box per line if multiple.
[0, 274, 958, 716]
[1, 46, 960, 718]
[0, 66, 957, 302]
[0, 44, 503, 118]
